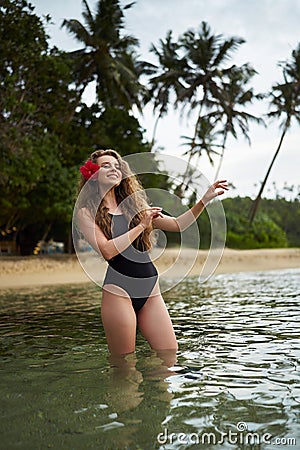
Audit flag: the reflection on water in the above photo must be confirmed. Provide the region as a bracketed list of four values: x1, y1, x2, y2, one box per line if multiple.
[0, 269, 299, 449]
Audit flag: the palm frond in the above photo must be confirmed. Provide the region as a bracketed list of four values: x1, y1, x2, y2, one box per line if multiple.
[61, 19, 92, 47]
[124, 2, 136, 10]
[213, 36, 245, 67]
[81, 0, 94, 32]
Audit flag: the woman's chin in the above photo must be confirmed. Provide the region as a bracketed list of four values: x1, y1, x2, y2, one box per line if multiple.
[103, 179, 121, 189]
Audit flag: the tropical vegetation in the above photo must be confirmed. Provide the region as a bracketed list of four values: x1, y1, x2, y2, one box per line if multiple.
[249, 44, 300, 222]
[0, 0, 299, 254]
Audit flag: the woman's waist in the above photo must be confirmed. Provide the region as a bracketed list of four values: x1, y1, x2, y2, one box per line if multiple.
[109, 248, 153, 264]
[107, 254, 157, 276]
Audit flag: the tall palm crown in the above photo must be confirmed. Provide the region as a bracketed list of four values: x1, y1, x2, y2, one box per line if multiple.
[62, 0, 143, 110]
[268, 45, 300, 127]
[148, 21, 246, 160]
[177, 21, 245, 112]
[208, 64, 264, 179]
[249, 43, 300, 223]
[213, 65, 261, 141]
[181, 117, 222, 166]
[146, 31, 187, 148]
[148, 31, 187, 118]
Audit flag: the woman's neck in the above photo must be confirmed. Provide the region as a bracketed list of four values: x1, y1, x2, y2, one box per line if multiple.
[102, 189, 118, 211]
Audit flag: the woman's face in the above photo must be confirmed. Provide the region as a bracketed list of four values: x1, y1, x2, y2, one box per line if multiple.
[96, 155, 122, 189]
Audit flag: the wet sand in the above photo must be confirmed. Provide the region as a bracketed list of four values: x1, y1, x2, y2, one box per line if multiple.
[0, 248, 299, 290]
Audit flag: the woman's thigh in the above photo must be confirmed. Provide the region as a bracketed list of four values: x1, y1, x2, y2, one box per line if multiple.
[137, 284, 178, 351]
[101, 284, 137, 355]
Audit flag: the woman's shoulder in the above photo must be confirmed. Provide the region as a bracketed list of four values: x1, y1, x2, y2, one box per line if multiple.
[77, 207, 94, 221]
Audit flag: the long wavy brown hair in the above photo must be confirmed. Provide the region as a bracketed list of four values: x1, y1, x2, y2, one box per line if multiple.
[77, 149, 154, 251]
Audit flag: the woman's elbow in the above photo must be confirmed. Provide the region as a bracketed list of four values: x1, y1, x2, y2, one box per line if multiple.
[99, 244, 116, 261]
[173, 219, 182, 232]
[100, 248, 113, 261]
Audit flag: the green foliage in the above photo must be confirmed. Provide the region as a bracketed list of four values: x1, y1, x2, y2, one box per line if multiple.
[0, 1, 164, 253]
[0, 0, 78, 253]
[260, 197, 300, 247]
[62, 0, 144, 111]
[223, 197, 292, 249]
[67, 102, 173, 194]
[249, 44, 300, 222]
[196, 209, 211, 249]
[194, 195, 299, 250]
[70, 105, 150, 158]
[1, 1, 299, 255]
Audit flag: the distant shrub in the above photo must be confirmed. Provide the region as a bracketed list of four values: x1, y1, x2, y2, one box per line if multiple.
[226, 214, 288, 249]
[223, 197, 289, 249]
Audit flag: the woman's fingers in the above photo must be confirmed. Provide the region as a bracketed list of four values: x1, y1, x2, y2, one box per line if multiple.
[214, 180, 229, 190]
[149, 207, 163, 212]
[151, 209, 163, 219]
[214, 179, 227, 184]
[147, 207, 163, 217]
[140, 207, 163, 227]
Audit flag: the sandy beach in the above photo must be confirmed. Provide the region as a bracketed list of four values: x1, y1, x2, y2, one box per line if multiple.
[0, 247, 299, 290]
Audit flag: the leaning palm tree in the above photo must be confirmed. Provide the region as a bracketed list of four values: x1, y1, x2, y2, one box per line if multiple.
[62, 0, 144, 113]
[211, 64, 264, 180]
[249, 44, 300, 223]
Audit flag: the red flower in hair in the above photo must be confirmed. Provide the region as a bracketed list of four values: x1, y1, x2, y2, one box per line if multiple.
[80, 160, 100, 180]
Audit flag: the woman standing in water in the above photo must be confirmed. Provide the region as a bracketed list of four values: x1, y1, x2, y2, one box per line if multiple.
[77, 149, 228, 355]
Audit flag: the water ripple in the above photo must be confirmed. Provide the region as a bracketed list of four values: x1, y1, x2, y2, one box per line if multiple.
[0, 269, 299, 449]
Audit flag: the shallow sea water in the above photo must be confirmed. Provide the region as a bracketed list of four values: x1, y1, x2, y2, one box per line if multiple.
[0, 269, 299, 449]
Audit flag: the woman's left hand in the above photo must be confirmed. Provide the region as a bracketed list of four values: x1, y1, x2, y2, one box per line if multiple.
[140, 207, 163, 228]
[202, 180, 229, 205]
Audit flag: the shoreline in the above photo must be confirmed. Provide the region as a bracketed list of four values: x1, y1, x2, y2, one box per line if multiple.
[0, 247, 299, 290]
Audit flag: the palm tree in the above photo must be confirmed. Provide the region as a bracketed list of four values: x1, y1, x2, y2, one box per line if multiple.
[181, 116, 222, 167]
[62, 0, 144, 113]
[147, 22, 245, 155]
[177, 117, 222, 197]
[147, 31, 187, 150]
[210, 64, 264, 180]
[148, 21, 248, 193]
[249, 44, 300, 223]
[177, 21, 245, 154]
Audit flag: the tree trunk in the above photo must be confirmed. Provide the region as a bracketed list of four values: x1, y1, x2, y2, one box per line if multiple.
[67, 228, 74, 254]
[214, 130, 227, 181]
[66, 82, 89, 123]
[183, 103, 205, 177]
[249, 121, 288, 224]
[150, 113, 161, 152]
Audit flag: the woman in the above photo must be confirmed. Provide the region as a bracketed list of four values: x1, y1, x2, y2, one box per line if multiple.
[76, 149, 228, 355]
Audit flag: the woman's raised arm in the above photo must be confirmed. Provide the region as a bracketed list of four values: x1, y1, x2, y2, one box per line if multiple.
[152, 180, 229, 232]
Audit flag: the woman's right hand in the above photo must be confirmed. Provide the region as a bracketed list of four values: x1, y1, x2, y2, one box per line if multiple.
[201, 180, 229, 205]
[140, 207, 163, 229]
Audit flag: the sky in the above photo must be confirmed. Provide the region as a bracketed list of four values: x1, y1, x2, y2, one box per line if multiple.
[32, 0, 300, 199]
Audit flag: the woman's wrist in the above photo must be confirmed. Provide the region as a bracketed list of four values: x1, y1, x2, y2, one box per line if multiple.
[138, 222, 147, 230]
[200, 198, 207, 207]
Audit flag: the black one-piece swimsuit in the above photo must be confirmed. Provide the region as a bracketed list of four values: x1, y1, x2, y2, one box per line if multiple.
[102, 214, 158, 313]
